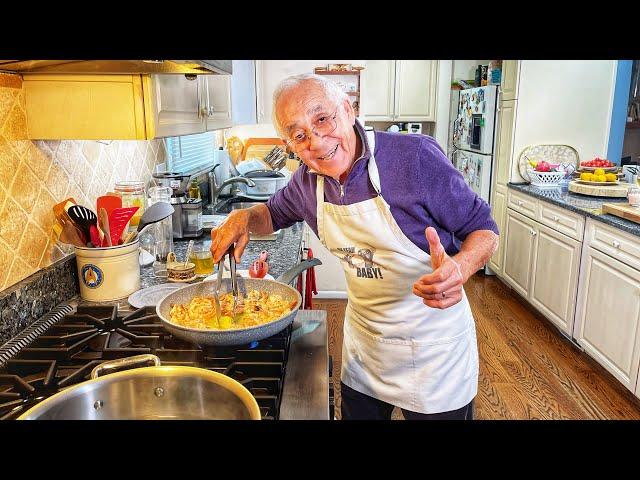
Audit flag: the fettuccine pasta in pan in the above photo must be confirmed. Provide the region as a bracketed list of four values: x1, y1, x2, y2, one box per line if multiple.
[169, 290, 297, 330]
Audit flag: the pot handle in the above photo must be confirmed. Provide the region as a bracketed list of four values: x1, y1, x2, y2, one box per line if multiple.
[276, 258, 322, 285]
[91, 354, 161, 379]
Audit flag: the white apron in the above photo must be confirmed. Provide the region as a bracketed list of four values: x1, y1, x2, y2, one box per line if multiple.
[316, 131, 479, 414]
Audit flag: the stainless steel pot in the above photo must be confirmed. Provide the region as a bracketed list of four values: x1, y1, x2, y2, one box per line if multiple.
[18, 354, 261, 420]
[156, 259, 321, 346]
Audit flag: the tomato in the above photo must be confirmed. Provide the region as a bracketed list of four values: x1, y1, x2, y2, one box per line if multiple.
[249, 260, 269, 278]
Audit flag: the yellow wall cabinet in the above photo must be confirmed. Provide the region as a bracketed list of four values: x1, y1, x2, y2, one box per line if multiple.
[23, 73, 232, 140]
[362, 60, 438, 122]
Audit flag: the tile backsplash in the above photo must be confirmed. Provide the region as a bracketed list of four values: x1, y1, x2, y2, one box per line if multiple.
[0, 73, 166, 292]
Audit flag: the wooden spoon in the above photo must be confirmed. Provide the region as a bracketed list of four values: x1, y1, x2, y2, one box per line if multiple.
[99, 208, 112, 247]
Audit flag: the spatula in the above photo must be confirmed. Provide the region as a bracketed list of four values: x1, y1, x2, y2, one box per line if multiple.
[96, 195, 122, 220]
[109, 207, 139, 246]
[67, 205, 98, 244]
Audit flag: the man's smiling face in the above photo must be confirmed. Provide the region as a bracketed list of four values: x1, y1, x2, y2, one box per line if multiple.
[276, 81, 358, 181]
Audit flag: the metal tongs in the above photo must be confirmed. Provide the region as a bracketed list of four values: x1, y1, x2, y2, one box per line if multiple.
[214, 244, 246, 325]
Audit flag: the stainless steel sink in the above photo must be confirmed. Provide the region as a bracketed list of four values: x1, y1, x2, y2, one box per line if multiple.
[206, 198, 267, 215]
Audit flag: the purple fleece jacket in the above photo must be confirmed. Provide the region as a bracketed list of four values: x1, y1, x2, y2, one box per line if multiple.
[266, 120, 498, 256]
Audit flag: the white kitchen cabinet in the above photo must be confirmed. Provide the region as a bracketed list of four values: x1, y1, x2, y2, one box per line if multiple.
[488, 184, 507, 274]
[361, 60, 395, 120]
[529, 222, 581, 335]
[503, 209, 537, 299]
[362, 60, 438, 122]
[495, 99, 517, 186]
[503, 205, 582, 337]
[303, 223, 347, 298]
[574, 246, 640, 391]
[149, 74, 205, 138]
[203, 74, 232, 131]
[500, 60, 519, 101]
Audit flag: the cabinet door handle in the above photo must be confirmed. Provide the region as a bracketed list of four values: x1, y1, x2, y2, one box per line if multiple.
[612, 240, 621, 248]
[530, 229, 537, 236]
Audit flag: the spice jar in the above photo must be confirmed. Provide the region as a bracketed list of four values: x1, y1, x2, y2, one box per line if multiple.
[114, 181, 146, 229]
[628, 187, 640, 207]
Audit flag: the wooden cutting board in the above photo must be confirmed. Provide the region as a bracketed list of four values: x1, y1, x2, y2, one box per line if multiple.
[602, 202, 640, 224]
[568, 180, 632, 198]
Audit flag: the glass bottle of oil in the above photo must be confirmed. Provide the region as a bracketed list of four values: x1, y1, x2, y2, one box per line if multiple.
[188, 179, 201, 199]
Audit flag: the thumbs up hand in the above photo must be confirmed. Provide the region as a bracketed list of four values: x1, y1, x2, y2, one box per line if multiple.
[413, 227, 465, 309]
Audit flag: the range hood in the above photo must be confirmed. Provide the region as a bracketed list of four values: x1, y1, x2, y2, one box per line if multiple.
[0, 60, 232, 75]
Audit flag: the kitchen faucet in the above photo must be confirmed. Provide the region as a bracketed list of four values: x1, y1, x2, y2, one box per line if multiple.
[208, 165, 256, 208]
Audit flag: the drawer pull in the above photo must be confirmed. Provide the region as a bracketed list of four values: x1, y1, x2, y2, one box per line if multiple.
[612, 240, 621, 249]
[552, 215, 559, 222]
[517, 200, 524, 206]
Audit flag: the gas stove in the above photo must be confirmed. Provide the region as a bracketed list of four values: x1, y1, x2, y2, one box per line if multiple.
[0, 305, 293, 420]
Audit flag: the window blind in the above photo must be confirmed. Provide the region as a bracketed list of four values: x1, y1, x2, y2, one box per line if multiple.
[165, 131, 216, 173]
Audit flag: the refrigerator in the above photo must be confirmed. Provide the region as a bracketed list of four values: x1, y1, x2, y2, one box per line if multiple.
[449, 85, 499, 204]
[449, 85, 499, 274]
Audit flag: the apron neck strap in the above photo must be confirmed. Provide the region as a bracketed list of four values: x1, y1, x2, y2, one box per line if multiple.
[365, 130, 381, 195]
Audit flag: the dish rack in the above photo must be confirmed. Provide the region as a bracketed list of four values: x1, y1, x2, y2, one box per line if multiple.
[528, 169, 565, 188]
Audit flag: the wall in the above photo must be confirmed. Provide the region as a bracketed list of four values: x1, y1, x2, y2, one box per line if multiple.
[0, 73, 166, 292]
[607, 60, 633, 163]
[231, 60, 257, 126]
[511, 60, 617, 181]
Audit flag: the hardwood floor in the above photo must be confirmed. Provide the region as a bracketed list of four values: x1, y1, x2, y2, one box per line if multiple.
[313, 274, 640, 420]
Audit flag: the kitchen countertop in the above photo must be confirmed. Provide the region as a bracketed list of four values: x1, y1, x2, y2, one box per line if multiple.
[508, 183, 640, 238]
[1, 221, 330, 420]
[140, 222, 305, 288]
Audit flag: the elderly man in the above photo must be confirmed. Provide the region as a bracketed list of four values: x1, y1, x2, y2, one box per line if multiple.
[211, 73, 499, 420]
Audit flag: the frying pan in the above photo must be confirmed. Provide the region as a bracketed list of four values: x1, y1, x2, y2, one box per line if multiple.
[156, 258, 321, 346]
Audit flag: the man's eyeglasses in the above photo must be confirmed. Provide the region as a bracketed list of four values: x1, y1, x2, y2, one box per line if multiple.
[285, 108, 339, 149]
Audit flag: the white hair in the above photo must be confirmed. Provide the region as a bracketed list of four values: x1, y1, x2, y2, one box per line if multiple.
[272, 73, 349, 137]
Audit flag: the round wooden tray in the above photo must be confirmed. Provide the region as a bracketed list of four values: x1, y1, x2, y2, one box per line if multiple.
[575, 179, 619, 186]
[568, 180, 632, 197]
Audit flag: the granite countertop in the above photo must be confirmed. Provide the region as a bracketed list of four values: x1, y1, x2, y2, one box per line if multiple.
[508, 183, 640, 238]
[140, 222, 305, 289]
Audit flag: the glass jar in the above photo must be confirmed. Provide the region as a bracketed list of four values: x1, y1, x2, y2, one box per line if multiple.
[147, 186, 174, 278]
[114, 181, 146, 229]
[628, 187, 640, 207]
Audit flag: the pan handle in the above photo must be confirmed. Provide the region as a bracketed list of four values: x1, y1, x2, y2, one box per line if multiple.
[276, 258, 322, 285]
[90, 354, 161, 379]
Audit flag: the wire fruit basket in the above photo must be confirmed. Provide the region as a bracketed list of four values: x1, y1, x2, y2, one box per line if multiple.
[527, 169, 564, 188]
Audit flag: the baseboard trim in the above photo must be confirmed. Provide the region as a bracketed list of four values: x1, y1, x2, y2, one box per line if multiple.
[314, 291, 348, 300]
